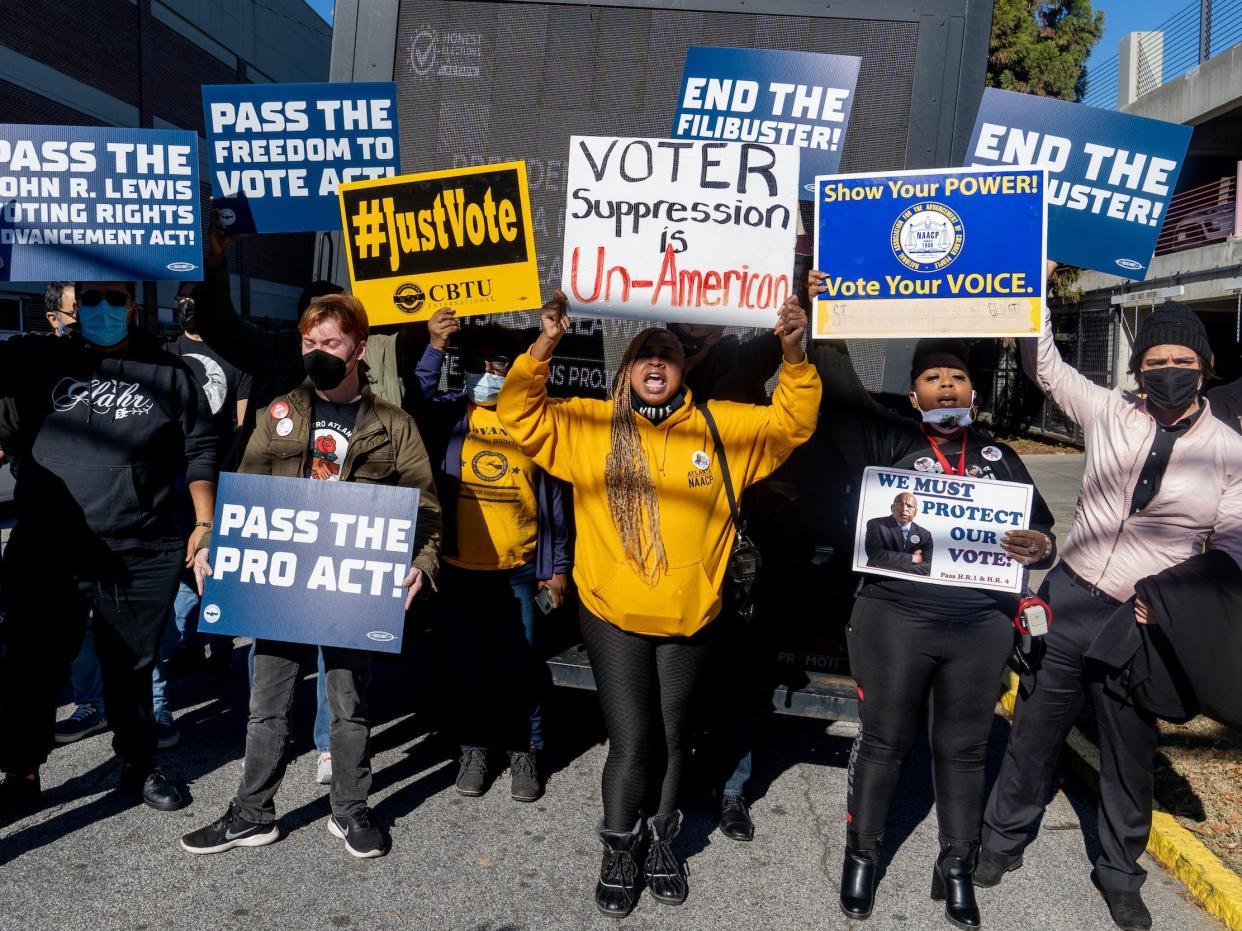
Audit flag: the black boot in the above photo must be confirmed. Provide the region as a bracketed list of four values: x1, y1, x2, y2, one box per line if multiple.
[645, 811, 688, 906]
[596, 819, 644, 918]
[839, 829, 881, 919]
[931, 841, 982, 929]
[1100, 888, 1152, 931]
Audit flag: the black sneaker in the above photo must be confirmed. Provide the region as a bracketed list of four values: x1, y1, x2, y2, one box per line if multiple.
[181, 800, 280, 854]
[0, 772, 41, 828]
[54, 706, 109, 744]
[119, 764, 189, 811]
[455, 748, 489, 797]
[508, 749, 542, 803]
[328, 806, 386, 859]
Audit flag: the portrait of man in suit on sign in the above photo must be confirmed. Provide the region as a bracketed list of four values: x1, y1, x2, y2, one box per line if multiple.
[864, 491, 933, 576]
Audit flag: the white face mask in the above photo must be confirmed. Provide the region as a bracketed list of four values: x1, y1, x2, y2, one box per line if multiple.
[465, 371, 505, 405]
[913, 390, 976, 434]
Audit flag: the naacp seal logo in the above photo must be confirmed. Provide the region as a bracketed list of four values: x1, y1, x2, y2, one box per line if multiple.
[891, 202, 964, 273]
[393, 282, 425, 315]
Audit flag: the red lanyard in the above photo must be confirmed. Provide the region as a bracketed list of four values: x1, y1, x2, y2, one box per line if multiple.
[921, 426, 967, 476]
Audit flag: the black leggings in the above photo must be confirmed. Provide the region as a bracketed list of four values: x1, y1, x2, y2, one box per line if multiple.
[580, 607, 714, 831]
[846, 596, 1014, 846]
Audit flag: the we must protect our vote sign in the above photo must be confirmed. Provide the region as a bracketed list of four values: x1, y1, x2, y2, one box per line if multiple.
[562, 136, 799, 327]
[203, 82, 400, 233]
[853, 466, 1033, 595]
[200, 473, 421, 654]
[813, 166, 1046, 339]
[966, 88, 1192, 281]
[0, 124, 202, 282]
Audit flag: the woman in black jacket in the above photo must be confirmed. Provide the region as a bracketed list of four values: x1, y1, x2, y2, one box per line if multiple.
[807, 271, 1057, 929]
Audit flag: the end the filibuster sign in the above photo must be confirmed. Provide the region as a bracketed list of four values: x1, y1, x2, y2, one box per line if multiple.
[813, 166, 1046, 339]
[200, 473, 420, 653]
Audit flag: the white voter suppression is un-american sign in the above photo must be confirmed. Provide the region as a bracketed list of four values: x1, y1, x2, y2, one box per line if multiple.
[891, 202, 965, 272]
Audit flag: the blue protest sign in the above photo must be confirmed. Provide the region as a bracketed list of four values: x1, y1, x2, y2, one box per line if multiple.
[671, 46, 861, 198]
[0, 124, 201, 282]
[202, 82, 400, 233]
[813, 166, 1046, 338]
[966, 88, 1192, 281]
[200, 473, 420, 654]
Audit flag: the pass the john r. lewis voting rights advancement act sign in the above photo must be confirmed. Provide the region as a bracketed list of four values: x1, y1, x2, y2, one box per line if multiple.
[338, 162, 541, 326]
[813, 166, 1046, 339]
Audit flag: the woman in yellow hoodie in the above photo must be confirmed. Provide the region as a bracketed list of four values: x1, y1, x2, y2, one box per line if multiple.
[498, 290, 821, 917]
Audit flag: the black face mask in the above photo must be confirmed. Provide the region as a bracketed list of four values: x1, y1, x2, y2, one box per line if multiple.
[303, 349, 350, 391]
[1141, 366, 1201, 411]
[176, 297, 197, 334]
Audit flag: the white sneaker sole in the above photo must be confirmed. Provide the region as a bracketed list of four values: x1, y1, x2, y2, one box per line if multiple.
[328, 817, 384, 859]
[180, 825, 280, 855]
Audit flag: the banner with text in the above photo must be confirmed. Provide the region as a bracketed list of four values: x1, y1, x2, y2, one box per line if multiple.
[814, 166, 1046, 338]
[339, 162, 541, 326]
[853, 466, 1032, 594]
[200, 473, 420, 654]
[966, 88, 1191, 281]
[0, 124, 201, 282]
[563, 136, 799, 326]
[672, 46, 860, 197]
[203, 82, 400, 233]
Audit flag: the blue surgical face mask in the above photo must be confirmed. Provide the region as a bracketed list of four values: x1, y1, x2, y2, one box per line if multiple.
[465, 371, 505, 405]
[79, 300, 130, 347]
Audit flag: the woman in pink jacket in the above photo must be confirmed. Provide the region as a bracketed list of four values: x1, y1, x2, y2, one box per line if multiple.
[978, 270, 1242, 931]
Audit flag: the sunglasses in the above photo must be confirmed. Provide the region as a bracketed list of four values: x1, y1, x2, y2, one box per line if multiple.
[464, 353, 512, 373]
[78, 289, 130, 308]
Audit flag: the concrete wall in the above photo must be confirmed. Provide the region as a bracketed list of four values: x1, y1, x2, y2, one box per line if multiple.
[1122, 40, 1242, 126]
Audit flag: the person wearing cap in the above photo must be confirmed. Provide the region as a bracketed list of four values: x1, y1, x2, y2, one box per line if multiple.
[807, 270, 1057, 929]
[978, 272, 1242, 931]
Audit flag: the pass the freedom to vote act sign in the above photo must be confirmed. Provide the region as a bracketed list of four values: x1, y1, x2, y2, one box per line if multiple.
[813, 166, 1046, 339]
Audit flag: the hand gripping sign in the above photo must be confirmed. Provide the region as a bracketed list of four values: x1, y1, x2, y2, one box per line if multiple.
[813, 165, 1046, 339]
[200, 473, 421, 653]
[854, 466, 1033, 595]
[966, 88, 1192, 281]
[339, 162, 541, 326]
[563, 136, 800, 327]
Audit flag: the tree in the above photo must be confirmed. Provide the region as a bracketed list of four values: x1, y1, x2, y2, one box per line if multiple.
[988, 0, 1105, 103]
[988, 0, 1105, 300]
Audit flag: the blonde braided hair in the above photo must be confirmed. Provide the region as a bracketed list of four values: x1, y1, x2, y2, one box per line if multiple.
[605, 327, 672, 584]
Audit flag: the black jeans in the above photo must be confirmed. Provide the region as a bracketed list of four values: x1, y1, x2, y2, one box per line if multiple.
[0, 532, 182, 775]
[235, 639, 372, 822]
[982, 564, 1159, 892]
[846, 595, 1014, 846]
[580, 607, 715, 832]
[442, 562, 545, 752]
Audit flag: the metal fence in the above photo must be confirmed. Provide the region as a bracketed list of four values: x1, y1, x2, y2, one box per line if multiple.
[1154, 171, 1239, 256]
[974, 304, 1118, 444]
[1082, 0, 1242, 109]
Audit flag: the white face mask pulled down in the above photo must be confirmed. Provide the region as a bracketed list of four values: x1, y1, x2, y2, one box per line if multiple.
[913, 391, 976, 434]
[465, 371, 505, 406]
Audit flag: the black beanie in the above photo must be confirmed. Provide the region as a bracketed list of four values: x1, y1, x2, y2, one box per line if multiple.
[911, 338, 971, 383]
[1129, 301, 1210, 372]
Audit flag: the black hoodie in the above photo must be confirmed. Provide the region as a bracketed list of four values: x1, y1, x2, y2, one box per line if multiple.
[0, 328, 217, 548]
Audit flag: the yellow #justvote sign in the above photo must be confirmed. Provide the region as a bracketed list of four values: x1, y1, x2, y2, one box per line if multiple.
[338, 162, 541, 325]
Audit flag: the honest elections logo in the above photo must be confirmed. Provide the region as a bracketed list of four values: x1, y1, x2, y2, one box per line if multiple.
[891, 203, 964, 273]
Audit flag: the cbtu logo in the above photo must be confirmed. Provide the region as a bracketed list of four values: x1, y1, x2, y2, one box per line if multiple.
[367, 631, 396, 643]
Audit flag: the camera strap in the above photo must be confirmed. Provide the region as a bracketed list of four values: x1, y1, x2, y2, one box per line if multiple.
[698, 403, 741, 535]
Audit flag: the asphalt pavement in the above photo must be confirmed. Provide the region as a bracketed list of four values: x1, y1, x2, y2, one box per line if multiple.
[0, 455, 1227, 931]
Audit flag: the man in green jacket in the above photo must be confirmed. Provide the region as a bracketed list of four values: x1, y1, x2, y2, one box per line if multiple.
[180, 293, 439, 860]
